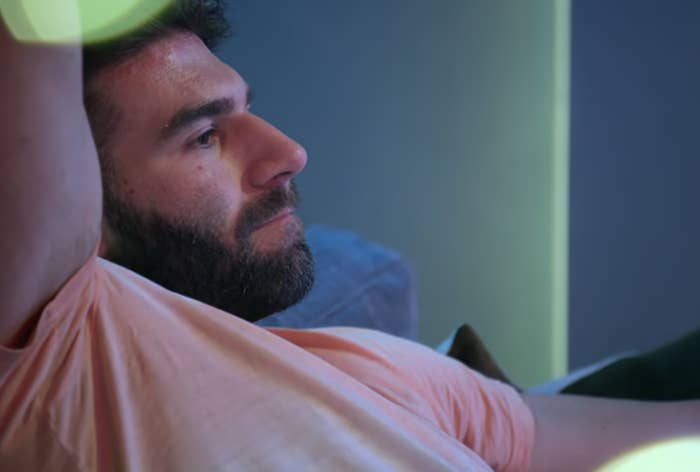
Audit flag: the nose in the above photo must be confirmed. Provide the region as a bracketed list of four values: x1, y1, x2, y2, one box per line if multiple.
[235, 113, 308, 192]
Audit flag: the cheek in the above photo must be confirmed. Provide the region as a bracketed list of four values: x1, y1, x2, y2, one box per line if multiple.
[191, 181, 244, 237]
[122, 161, 244, 233]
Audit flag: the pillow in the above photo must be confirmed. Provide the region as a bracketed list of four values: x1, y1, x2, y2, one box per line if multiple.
[256, 225, 419, 340]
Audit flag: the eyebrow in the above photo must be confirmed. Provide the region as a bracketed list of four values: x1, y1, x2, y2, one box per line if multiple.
[158, 86, 254, 142]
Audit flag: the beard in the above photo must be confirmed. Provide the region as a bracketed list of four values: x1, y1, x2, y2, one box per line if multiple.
[101, 183, 314, 322]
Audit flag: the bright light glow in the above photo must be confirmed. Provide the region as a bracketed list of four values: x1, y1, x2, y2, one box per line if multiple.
[79, 0, 173, 43]
[1, 0, 173, 44]
[597, 437, 700, 472]
[550, 0, 570, 380]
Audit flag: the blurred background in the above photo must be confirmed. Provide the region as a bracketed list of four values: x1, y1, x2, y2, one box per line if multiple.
[218, 0, 699, 387]
[569, 0, 699, 369]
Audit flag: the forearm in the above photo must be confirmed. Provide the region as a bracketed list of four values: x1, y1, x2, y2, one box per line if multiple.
[0, 11, 101, 345]
[525, 394, 700, 472]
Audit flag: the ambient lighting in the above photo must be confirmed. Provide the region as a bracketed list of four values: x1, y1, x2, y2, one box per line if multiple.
[550, 0, 570, 381]
[597, 437, 700, 472]
[1, 0, 172, 44]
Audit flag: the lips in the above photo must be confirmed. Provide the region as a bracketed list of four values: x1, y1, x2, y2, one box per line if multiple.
[253, 208, 294, 231]
[236, 183, 301, 239]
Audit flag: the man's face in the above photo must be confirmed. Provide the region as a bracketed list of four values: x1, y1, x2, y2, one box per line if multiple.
[92, 32, 313, 321]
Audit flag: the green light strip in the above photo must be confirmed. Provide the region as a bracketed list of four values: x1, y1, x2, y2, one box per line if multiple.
[550, 0, 571, 378]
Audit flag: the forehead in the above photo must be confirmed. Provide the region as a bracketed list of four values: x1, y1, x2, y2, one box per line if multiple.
[96, 32, 243, 130]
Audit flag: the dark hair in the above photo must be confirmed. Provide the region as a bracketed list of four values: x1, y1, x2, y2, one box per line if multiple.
[83, 0, 231, 181]
[83, 0, 230, 84]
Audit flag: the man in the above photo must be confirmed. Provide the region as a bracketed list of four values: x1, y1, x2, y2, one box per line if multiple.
[86, 2, 314, 323]
[1, 1, 698, 471]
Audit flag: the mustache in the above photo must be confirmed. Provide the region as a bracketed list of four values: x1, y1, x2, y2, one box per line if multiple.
[235, 182, 300, 240]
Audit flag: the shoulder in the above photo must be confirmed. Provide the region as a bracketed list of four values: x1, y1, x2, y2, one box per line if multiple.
[270, 327, 494, 425]
[270, 326, 445, 373]
[271, 326, 534, 468]
[0, 249, 101, 386]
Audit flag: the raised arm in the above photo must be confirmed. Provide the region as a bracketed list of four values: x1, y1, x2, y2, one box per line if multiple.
[525, 394, 700, 471]
[0, 12, 101, 346]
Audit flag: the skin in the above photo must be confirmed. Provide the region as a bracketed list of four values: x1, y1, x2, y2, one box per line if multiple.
[0, 15, 101, 348]
[93, 32, 308, 259]
[88, 32, 313, 319]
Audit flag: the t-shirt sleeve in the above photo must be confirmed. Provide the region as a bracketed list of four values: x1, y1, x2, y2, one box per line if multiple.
[282, 327, 535, 472]
[0, 249, 99, 379]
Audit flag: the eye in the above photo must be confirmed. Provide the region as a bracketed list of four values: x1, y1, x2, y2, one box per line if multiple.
[192, 128, 219, 149]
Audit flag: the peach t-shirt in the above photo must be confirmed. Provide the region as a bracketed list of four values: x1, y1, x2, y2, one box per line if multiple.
[0, 256, 534, 471]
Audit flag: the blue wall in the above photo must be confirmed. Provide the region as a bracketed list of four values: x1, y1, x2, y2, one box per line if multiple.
[216, 0, 700, 374]
[570, 0, 700, 367]
[221, 0, 568, 386]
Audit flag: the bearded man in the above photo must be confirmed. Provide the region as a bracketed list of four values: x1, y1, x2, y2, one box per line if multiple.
[1, 2, 699, 471]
